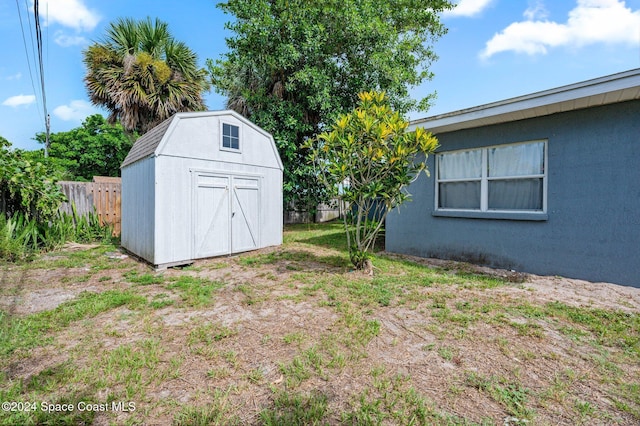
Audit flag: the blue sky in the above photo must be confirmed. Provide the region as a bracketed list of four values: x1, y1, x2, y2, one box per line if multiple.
[1, 0, 639, 151]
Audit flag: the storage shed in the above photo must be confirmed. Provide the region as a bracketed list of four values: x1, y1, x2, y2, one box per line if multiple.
[121, 110, 283, 269]
[386, 69, 640, 287]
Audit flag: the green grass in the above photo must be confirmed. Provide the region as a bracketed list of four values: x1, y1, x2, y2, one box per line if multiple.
[188, 322, 237, 346]
[0, 393, 98, 426]
[22, 361, 75, 394]
[238, 250, 313, 266]
[282, 332, 306, 345]
[465, 372, 534, 420]
[172, 389, 237, 425]
[507, 301, 640, 357]
[575, 399, 596, 417]
[238, 248, 350, 270]
[94, 339, 163, 399]
[491, 382, 533, 419]
[149, 293, 175, 309]
[612, 382, 640, 418]
[260, 390, 329, 425]
[124, 270, 165, 285]
[26, 242, 123, 270]
[279, 355, 312, 388]
[236, 283, 265, 305]
[438, 346, 454, 361]
[0, 286, 150, 424]
[166, 275, 225, 307]
[340, 371, 485, 425]
[283, 223, 348, 251]
[1, 222, 638, 424]
[0, 290, 147, 356]
[546, 302, 640, 354]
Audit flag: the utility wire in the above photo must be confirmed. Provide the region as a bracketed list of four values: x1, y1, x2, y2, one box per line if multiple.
[33, 0, 50, 156]
[14, 0, 43, 125]
[23, 0, 43, 124]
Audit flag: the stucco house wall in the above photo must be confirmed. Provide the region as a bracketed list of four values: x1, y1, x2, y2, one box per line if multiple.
[386, 79, 639, 287]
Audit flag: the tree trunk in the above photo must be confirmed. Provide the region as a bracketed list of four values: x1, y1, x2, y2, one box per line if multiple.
[362, 258, 374, 276]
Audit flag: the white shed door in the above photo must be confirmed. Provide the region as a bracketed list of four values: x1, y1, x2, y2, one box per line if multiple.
[193, 174, 260, 259]
[194, 175, 231, 258]
[231, 177, 260, 253]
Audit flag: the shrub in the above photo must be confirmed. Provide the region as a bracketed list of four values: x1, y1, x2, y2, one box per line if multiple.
[0, 137, 66, 222]
[0, 138, 113, 261]
[307, 92, 438, 272]
[0, 209, 112, 262]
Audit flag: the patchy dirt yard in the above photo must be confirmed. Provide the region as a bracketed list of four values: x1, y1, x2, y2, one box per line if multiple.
[1, 223, 639, 425]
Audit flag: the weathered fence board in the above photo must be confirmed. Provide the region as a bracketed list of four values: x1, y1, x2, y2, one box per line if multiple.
[58, 177, 122, 236]
[284, 199, 345, 224]
[58, 182, 94, 216]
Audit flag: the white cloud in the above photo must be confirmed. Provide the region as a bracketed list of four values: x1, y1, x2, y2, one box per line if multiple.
[37, 0, 100, 32]
[54, 32, 89, 47]
[2, 94, 36, 107]
[6, 73, 22, 80]
[53, 100, 97, 121]
[481, 0, 640, 59]
[445, 0, 495, 17]
[523, 0, 549, 20]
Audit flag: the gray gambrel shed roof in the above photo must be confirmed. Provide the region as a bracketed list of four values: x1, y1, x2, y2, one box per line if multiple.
[411, 68, 640, 134]
[121, 110, 283, 169]
[121, 117, 173, 167]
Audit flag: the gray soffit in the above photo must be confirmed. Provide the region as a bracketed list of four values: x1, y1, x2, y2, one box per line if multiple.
[411, 68, 640, 134]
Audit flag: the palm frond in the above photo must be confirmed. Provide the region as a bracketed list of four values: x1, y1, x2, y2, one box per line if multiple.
[83, 17, 208, 134]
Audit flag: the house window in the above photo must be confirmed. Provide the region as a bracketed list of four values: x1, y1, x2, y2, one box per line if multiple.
[436, 140, 546, 214]
[222, 123, 240, 150]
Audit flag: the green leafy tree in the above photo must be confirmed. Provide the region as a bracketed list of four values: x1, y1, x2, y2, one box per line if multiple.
[35, 114, 135, 180]
[208, 0, 453, 212]
[0, 137, 66, 222]
[84, 17, 209, 134]
[307, 91, 439, 272]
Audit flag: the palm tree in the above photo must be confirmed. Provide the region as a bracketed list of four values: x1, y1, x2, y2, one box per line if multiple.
[83, 18, 209, 134]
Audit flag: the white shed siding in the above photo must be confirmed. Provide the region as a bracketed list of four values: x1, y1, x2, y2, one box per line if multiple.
[152, 156, 283, 265]
[158, 114, 282, 171]
[122, 110, 283, 268]
[152, 155, 191, 265]
[261, 169, 283, 247]
[121, 157, 155, 263]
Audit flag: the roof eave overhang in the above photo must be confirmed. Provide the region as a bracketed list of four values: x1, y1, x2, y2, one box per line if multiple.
[411, 68, 640, 134]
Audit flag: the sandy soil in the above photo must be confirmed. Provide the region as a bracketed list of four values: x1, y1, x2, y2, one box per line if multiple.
[1, 244, 638, 425]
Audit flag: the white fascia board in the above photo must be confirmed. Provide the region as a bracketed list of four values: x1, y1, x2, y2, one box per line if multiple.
[412, 68, 640, 134]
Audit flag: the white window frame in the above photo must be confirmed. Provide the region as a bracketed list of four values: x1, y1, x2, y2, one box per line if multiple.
[220, 122, 241, 152]
[435, 140, 547, 217]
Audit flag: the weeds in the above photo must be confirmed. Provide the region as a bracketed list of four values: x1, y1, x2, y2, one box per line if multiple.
[173, 389, 236, 425]
[343, 373, 439, 425]
[0, 208, 112, 262]
[0, 290, 146, 356]
[124, 270, 165, 285]
[260, 390, 329, 425]
[167, 276, 225, 307]
[465, 372, 534, 420]
[0, 222, 638, 424]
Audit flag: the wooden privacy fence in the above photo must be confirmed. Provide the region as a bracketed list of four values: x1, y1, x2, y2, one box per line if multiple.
[284, 199, 346, 224]
[58, 176, 122, 236]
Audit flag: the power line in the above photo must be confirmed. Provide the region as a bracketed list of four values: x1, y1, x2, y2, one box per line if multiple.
[33, 0, 50, 156]
[14, 0, 43, 125]
[23, 0, 43, 126]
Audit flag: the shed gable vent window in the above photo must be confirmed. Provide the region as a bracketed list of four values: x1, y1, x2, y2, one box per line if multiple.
[436, 140, 546, 213]
[222, 123, 240, 150]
